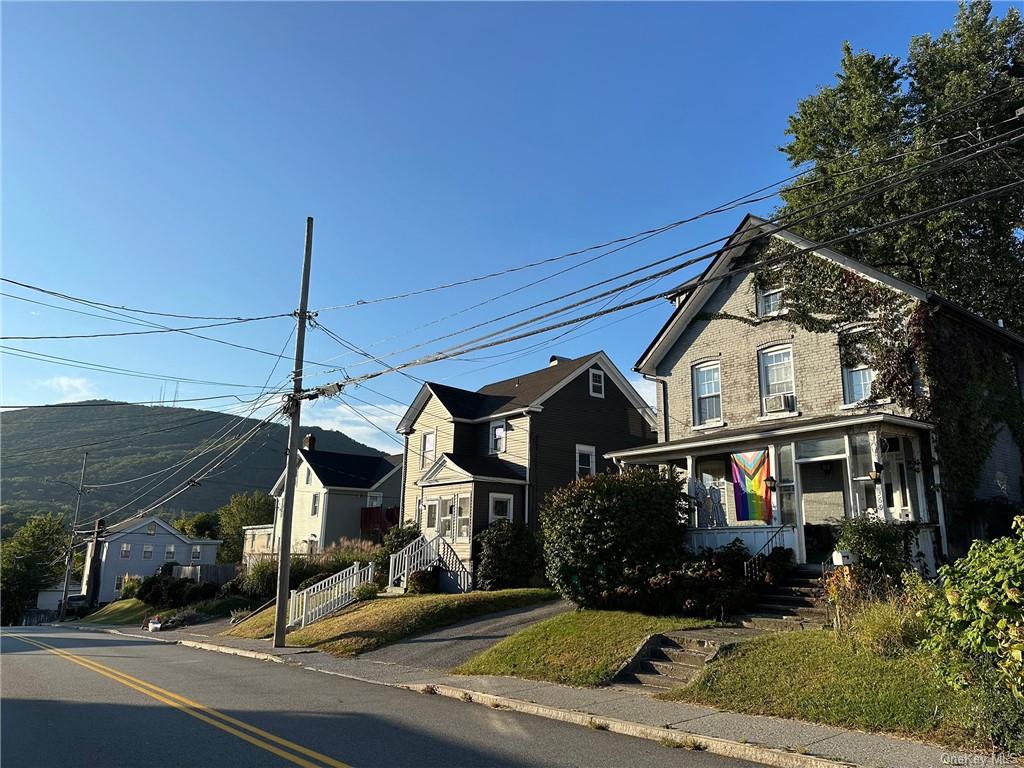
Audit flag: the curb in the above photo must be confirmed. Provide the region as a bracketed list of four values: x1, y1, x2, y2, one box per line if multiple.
[170, 636, 854, 768]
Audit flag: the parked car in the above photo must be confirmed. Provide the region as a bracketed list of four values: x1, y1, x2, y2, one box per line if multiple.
[60, 595, 90, 619]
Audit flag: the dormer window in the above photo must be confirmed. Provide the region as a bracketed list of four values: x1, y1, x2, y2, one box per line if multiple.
[489, 420, 506, 454]
[757, 285, 784, 317]
[589, 369, 605, 398]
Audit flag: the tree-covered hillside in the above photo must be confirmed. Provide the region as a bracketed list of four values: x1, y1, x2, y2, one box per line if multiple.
[0, 401, 384, 538]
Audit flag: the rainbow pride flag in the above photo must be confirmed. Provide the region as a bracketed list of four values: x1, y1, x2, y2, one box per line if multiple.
[731, 450, 773, 523]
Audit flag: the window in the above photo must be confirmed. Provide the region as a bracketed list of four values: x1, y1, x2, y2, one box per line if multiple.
[142, 544, 153, 560]
[843, 365, 875, 404]
[456, 495, 472, 538]
[797, 436, 846, 460]
[420, 431, 436, 468]
[164, 544, 176, 561]
[758, 346, 795, 412]
[489, 420, 506, 454]
[191, 545, 201, 561]
[692, 362, 722, 425]
[305, 466, 312, 485]
[489, 493, 514, 524]
[311, 493, 319, 516]
[146, 523, 156, 536]
[425, 500, 439, 529]
[437, 496, 454, 538]
[757, 285, 784, 317]
[119, 543, 131, 559]
[589, 369, 605, 398]
[366, 491, 383, 508]
[775, 444, 797, 526]
[576, 444, 596, 478]
[115, 575, 124, 592]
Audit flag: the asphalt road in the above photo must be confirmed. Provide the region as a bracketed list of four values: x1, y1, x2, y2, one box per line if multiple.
[1, 627, 756, 768]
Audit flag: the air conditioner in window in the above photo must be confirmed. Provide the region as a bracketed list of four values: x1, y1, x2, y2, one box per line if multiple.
[764, 394, 793, 413]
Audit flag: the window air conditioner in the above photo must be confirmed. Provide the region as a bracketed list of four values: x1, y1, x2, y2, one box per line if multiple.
[764, 394, 792, 413]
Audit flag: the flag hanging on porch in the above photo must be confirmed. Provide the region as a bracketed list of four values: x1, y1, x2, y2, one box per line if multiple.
[731, 450, 773, 524]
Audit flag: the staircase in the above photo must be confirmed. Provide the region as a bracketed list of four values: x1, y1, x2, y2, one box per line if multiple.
[287, 561, 375, 628]
[387, 534, 473, 593]
[617, 627, 762, 691]
[741, 565, 829, 631]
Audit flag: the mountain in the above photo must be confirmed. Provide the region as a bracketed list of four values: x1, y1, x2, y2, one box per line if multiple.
[0, 400, 386, 537]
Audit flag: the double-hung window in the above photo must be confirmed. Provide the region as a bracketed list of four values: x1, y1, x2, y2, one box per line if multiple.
[305, 467, 312, 485]
[420, 431, 436, 468]
[589, 369, 605, 398]
[164, 544, 176, 561]
[366, 491, 383, 508]
[191, 545, 202, 561]
[489, 493, 514, 525]
[489, 420, 506, 454]
[142, 544, 153, 560]
[115, 575, 125, 592]
[759, 346, 795, 413]
[311, 493, 319, 516]
[843, 365, 875, 404]
[576, 444, 596, 478]
[757, 285, 784, 317]
[692, 362, 722, 426]
[120, 543, 131, 559]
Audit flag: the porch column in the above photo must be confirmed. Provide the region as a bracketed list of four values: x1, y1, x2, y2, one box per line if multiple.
[928, 432, 950, 557]
[867, 429, 890, 520]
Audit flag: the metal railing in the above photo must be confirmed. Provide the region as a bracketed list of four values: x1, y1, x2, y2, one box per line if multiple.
[287, 560, 375, 628]
[742, 525, 789, 583]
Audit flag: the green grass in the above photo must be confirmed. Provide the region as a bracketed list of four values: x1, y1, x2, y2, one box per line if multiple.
[224, 589, 559, 657]
[80, 598, 153, 625]
[454, 610, 718, 687]
[661, 630, 977, 748]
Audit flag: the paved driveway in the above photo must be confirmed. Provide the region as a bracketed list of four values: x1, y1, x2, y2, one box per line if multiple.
[361, 599, 571, 670]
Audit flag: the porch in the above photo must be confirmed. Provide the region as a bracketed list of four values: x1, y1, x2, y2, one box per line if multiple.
[609, 413, 948, 571]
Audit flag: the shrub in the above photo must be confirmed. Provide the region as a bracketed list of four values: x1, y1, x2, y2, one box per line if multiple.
[241, 559, 278, 599]
[373, 522, 422, 587]
[164, 577, 196, 608]
[848, 576, 932, 658]
[297, 572, 334, 591]
[182, 581, 218, 605]
[159, 561, 179, 577]
[170, 607, 201, 626]
[835, 517, 906, 576]
[407, 567, 439, 594]
[216, 577, 242, 599]
[474, 521, 539, 591]
[541, 466, 687, 609]
[640, 541, 756, 619]
[753, 546, 795, 586]
[120, 576, 142, 600]
[354, 582, 378, 601]
[287, 557, 327, 590]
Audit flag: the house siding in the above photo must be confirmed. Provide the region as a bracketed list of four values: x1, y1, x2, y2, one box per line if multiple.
[402, 395, 456, 522]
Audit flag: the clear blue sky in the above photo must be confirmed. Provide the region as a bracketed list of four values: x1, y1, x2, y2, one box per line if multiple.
[2, 1, 990, 451]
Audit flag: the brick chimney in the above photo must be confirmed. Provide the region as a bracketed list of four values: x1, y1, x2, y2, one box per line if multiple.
[303, 433, 317, 451]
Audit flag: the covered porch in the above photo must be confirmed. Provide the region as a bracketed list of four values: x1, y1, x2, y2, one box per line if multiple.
[609, 413, 948, 572]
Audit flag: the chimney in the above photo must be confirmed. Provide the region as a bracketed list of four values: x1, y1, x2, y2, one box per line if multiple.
[303, 434, 317, 451]
[549, 355, 571, 367]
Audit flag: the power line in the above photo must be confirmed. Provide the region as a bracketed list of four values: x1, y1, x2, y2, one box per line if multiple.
[1, 315, 282, 341]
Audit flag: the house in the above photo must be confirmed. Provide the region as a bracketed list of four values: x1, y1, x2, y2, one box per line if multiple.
[244, 436, 402, 562]
[395, 351, 658, 571]
[35, 580, 81, 612]
[80, 516, 221, 604]
[609, 215, 1024, 571]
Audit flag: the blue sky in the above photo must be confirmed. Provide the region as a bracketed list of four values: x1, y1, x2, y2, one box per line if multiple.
[2, 2, 990, 452]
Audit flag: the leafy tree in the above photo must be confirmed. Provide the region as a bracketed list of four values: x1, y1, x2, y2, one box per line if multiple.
[215, 491, 274, 564]
[0, 514, 67, 625]
[172, 511, 220, 540]
[777, 1, 1024, 331]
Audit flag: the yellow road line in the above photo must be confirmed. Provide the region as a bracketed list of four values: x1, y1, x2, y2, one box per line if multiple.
[8, 633, 351, 768]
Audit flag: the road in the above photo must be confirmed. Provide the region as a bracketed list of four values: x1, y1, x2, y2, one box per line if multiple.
[1, 627, 755, 768]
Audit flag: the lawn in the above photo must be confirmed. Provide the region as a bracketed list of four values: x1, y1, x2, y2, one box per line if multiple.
[80, 598, 153, 625]
[662, 630, 977, 748]
[454, 610, 718, 687]
[224, 588, 559, 656]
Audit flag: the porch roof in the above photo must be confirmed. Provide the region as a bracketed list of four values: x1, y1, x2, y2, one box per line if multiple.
[606, 412, 932, 462]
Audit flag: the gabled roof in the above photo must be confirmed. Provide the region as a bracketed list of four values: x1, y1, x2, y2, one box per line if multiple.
[636, 214, 1024, 375]
[396, 351, 657, 433]
[417, 453, 528, 486]
[102, 516, 221, 545]
[272, 450, 401, 494]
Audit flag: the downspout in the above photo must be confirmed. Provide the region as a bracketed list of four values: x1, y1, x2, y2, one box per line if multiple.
[643, 373, 670, 443]
[400, 434, 409, 524]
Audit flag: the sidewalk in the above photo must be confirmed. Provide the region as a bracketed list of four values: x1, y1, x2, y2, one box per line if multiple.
[93, 624, 964, 768]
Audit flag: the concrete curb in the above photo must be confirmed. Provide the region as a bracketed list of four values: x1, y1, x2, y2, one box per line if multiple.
[179, 639, 292, 664]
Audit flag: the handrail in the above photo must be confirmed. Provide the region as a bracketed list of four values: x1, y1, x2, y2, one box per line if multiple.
[287, 561, 375, 628]
[742, 524, 789, 583]
[387, 534, 473, 592]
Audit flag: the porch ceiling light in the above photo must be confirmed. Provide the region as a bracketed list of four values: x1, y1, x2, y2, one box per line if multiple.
[868, 462, 884, 482]
[765, 475, 777, 492]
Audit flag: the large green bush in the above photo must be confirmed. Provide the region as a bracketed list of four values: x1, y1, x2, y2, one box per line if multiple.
[836, 517, 907, 576]
[641, 540, 756, 619]
[474, 521, 539, 591]
[540, 467, 687, 609]
[241, 559, 278, 599]
[373, 522, 422, 587]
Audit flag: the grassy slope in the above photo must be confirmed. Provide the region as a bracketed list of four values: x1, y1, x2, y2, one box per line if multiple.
[455, 610, 718, 687]
[81, 599, 153, 625]
[225, 589, 558, 654]
[662, 630, 976, 748]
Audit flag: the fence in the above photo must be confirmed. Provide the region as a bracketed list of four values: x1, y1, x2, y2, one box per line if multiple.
[172, 563, 239, 587]
[287, 561, 375, 628]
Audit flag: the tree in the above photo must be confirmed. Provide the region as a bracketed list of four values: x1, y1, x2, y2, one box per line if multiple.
[0, 514, 67, 625]
[216, 491, 274, 564]
[171, 511, 220, 540]
[777, 1, 1024, 331]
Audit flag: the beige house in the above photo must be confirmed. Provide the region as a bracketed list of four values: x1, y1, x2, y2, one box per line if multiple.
[610, 215, 1024, 571]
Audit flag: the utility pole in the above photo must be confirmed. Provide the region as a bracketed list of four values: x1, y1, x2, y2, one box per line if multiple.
[273, 217, 314, 648]
[57, 452, 88, 621]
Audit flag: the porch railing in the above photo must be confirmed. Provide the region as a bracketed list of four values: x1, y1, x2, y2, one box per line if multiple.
[287, 560, 375, 628]
[742, 525, 789, 583]
[387, 534, 473, 592]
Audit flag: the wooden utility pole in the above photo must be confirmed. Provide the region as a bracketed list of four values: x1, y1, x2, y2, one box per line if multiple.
[57, 452, 88, 621]
[273, 217, 314, 648]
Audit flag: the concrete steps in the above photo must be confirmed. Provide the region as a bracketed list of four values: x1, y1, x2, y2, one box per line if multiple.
[741, 566, 829, 632]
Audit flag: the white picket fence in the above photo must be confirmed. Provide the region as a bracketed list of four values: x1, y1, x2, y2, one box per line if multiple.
[287, 560, 375, 628]
[388, 534, 473, 593]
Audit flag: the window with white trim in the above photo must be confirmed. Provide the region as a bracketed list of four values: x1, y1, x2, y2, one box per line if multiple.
[576, 444, 596, 478]
[120, 543, 131, 559]
[142, 544, 153, 560]
[456, 495, 472, 538]
[589, 369, 605, 398]
[489, 493, 514, 524]
[164, 544, 176, 561]
[692, 362, 722, 426]
[489, 420, 506, 454]
[758, 346, 795, 412]
[146, 523, 156, 535]
[305, 466, 312, 485]
[191, 545, 202, 561]
[843, 364, 875, 404]
[420, 431, 436, 468]
[311, 493, 320, 516]
[425, 499, 439, 529]
[756, 285, 784, 317]
[115, 575, 125, 592]
[366, 491, 383, 508]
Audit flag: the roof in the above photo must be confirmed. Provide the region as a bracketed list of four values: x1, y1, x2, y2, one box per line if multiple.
[299, 449, 402, 490]
[417, 453, 528, 486]
[102, 516, 222, 545]
[635, 214, 1024, 375]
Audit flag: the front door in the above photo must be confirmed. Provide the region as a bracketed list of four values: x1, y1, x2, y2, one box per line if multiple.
[881, 437, 912, 521]
[798, 459, 848, 566]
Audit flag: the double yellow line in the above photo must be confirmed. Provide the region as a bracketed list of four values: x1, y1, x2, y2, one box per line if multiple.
[8, 633, 351, 768]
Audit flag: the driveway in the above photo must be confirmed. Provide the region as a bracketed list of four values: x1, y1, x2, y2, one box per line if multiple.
[361, 598, 571, 670]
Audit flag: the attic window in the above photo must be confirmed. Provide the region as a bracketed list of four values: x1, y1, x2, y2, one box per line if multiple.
[146, 523, 156, 536]
[756, 285, 784, 317]
[305, 467, 312, 485]
[421, 431, 436, 468]
[589, 369, 605, 398]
